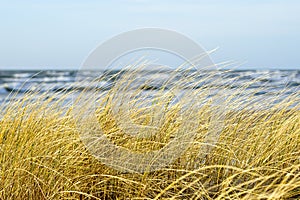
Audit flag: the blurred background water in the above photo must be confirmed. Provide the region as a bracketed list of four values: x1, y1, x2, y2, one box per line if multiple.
[0, 70, 299, 107]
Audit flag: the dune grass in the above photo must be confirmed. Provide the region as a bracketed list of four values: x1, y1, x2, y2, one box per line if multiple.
[0, 68, 299, 199]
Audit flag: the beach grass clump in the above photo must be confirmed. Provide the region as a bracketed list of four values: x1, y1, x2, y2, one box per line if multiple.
[0, 67, 299, 199]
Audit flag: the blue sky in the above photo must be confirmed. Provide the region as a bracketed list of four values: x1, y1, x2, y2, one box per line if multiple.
[0, 0, 299, 70]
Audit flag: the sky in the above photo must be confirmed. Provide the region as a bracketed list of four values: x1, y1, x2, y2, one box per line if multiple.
[0, 0, 299, 70]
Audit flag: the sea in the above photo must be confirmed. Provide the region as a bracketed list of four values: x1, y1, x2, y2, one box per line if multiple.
[0, 70, 299, 107]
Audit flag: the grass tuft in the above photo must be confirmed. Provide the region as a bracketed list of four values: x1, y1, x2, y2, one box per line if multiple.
[0, 66, 299, 199]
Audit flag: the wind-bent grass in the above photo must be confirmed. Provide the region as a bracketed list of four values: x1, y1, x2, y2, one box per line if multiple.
[0, 66, 299, 199]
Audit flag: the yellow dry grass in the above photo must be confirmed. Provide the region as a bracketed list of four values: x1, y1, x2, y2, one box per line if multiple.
[0, 68, 299, 199]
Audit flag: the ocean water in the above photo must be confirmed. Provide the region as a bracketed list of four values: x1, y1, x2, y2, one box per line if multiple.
[0, 70, 299, 107]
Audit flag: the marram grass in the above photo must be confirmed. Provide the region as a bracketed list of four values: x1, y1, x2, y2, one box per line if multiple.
[0, 69, 300, 199]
